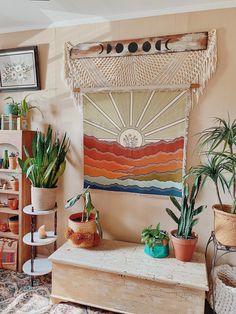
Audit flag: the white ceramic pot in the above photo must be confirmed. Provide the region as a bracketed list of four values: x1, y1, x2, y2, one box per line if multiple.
[31, 186, 57, 211]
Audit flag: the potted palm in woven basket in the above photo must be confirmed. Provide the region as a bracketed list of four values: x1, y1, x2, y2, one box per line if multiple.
[188, 117, 236, 247]
[18, 125, 70, 210]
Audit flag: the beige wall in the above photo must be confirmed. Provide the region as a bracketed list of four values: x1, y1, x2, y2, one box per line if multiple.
[0, 8, 236, 261]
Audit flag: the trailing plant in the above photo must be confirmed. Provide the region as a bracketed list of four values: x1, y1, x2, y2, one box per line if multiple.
[141, 223, 169, 248]
[18, 125, 70, 188]
[166, 176, 206, 239]
[188, 117, 236, 214]
[65, 187, 103, 237]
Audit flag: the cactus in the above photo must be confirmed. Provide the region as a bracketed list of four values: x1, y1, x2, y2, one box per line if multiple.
[166, 176, 206, 239]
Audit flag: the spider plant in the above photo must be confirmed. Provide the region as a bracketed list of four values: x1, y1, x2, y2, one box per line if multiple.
[18, 94, 43, 117]
[189, 117, 236, 213]
[18, 125, 70, 188]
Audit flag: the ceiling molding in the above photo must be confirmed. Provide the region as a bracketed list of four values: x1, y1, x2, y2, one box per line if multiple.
[0, 1, 236, 34]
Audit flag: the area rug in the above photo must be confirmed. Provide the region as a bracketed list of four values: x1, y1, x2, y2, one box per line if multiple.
[0, 269, 114, 314]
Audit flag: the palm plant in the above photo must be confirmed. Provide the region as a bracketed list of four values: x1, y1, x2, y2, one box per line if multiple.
[166, 176, 206, 239]
[18, 125, 70, 188]
[190, 117, 236, 213]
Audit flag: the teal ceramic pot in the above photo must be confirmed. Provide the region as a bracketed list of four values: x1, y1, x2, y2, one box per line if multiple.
[4, 103, 18, 115]
[144, 242, 169, 258]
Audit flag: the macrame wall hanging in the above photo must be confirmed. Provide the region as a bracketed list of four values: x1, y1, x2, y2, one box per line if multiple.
[64, 30, 217, 197]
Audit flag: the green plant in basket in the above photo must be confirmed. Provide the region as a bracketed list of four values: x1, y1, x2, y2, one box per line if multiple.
[65, 187, 103, 239]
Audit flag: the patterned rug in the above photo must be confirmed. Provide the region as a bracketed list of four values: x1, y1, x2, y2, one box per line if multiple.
[0, 269, 114, 314]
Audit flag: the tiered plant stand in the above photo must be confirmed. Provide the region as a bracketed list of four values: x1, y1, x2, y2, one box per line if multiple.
[23, 204, 57, 286]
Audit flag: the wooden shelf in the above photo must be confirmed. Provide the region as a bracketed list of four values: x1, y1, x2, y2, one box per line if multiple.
[0, 189, 19, 195]
[0, 231, 18, 239]
[0, 207, 19, 215]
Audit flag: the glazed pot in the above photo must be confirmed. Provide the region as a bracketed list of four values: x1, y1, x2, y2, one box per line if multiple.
[171, 230, 198, 262]
[8, 157, 17, 170]
[8, 198, 19, 210]
[10, 179, 19, 191]
[213, 204, 236, 247]
[8, 215, 19, 234]
[144, 241, 169, 258]
[67, 212, 100, 248]
[31, 186, 57, 211]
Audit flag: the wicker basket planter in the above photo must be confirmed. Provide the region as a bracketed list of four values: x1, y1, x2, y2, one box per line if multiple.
[210, 264, 236, 314]
[213, 204, 236, 247]
[31, 186, 57, 211]
[66, 212, 100, 248]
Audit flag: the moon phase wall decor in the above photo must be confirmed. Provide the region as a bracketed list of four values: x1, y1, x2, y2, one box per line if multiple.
[71, 32, 208, 59]
[83, 90, 189, 197]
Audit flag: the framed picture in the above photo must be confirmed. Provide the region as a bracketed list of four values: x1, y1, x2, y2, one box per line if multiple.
[0, 46, 41, 92]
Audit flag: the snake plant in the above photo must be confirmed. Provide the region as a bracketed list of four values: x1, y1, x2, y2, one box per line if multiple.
[65, 187, 103, 238]
[18, 125, 70, 188]
[166, 176, 206, 239]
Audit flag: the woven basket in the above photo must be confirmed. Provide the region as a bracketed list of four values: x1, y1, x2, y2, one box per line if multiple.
[210, 265, 236, 314]
[213, 204, 236, 247]
[68, 212, 97, 248]
[31, 186, 57, 211]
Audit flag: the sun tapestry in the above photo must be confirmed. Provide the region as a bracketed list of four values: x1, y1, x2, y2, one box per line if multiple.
[83, 90, 189, 197]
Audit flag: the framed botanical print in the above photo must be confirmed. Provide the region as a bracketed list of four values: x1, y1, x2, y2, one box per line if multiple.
[0, 46, 40, 92]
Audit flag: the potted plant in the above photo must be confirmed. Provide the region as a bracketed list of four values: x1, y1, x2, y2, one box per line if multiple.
[17, 94, 43, 130]
[141, 223, 169, 258]
[8, 152, 18, 170]
[188, 117, 236, 247]
[18, 125, 70, 211]
[166, 176, 206, 262]
[4, 97, 19, 116]
[9, 176, 19, 191]
[65, 187, 102, 248]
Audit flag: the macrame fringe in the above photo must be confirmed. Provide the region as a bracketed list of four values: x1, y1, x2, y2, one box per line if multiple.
[64, 30, 217, 106]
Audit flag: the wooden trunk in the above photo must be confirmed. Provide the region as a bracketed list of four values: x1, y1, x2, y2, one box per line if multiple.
[49, 240, 208, 314]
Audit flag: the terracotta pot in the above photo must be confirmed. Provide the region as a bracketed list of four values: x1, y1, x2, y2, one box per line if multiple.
[213, 204, 236, 246]
[31, 186, 57, 211]
[8, 198, 19, 210]
[10, 179, 19, 191]
[8, 157, 17, 170]
[67, 212, 99, 248]
[8, 215, 19, 234]
[171, 230, 198, 262]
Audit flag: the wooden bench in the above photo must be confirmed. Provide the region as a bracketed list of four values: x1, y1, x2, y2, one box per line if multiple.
[49, 239, 208, 314]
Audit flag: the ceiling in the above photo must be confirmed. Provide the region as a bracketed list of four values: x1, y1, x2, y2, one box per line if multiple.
[0, 0, 236, 34]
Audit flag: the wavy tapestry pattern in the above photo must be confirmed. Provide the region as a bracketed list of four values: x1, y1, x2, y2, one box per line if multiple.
[84, 90, 188, 197]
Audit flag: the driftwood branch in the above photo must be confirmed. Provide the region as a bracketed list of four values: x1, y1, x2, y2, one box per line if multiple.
[70, 32, 208, 59]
